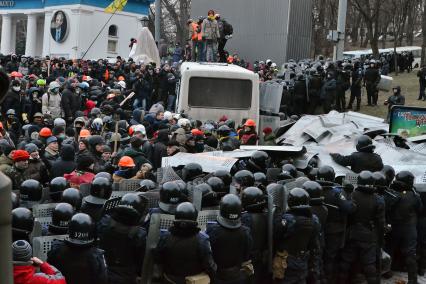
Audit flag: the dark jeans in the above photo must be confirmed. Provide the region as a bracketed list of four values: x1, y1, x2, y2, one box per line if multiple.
[218, 38, 228, 63]
[348, 87, 361, 110]
[419, 81, 426, 100]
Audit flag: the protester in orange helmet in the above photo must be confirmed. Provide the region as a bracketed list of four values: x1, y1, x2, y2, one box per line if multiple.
[239, 119, 258, 145]
[113, 155, 138, 183]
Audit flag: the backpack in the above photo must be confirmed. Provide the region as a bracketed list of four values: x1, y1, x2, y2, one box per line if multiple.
[223, 20, 233, 36]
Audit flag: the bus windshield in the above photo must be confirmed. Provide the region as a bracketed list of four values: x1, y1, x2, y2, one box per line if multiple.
[188, 77, 252, 109]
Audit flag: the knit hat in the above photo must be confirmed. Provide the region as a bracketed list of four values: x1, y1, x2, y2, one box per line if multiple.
[76, 154, 95, 171]
[12, 150, 30, 162]
[102, 145, 112, 153]
[46, 136, 58, 145]
[263, 127, 273, 135]
[24, 143, 39, 154]
[12, 240, 32, 262]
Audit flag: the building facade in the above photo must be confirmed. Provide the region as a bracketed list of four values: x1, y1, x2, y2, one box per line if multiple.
[191, 0, 313, 64]
[0, 0, 152, 59]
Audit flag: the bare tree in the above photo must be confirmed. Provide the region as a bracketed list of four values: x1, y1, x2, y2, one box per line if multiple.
[351, 0, 382, 57]
[422, 0, 426, 65]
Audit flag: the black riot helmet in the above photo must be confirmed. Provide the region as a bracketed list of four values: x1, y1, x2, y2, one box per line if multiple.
[218, 194, 242, 229]
[207, 177, 227, 194]
[317, 166, 335, 182]
[288, 188, 310, 209]
[20, 179, 43, 208]
[281, 164, 297, 179]
[12, 207, 34, 235]
[250, 151, 269, 168]
[159, 181, 182, 214]
[356, 135, 375, 152]
[12, 191, 19, 209]
[88, 177, 112, 203]
[381, 165, 395, 186]
[372, 172, 387, 187]
[49, 177, 69, 201]
[182, 163, 203, 182]
[302, 181, 323, 200]
[196, 183, 218, 207]
[175, 202, 198, 222]
[214, 170, 232, 186]
[241, 187, 266, 212]
[50, 203, 75, 234]
[307, 168, 318, 181]
[254, 172, 267, 188]
[357, 171, 374, 187]
[394, 171, 415, 190]
[94, 172, 112, 181]
[139, 179, 157, 191]
[234, 170, 255, 187]
[112, 193, 146, 224]
[61, 188, 83, 210]
[67, 213, 95, 245]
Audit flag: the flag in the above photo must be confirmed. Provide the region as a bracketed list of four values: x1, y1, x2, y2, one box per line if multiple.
[105, 0, 128, 13]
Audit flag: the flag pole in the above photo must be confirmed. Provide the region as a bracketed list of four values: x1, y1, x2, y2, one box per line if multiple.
[81, 5, 119, 59]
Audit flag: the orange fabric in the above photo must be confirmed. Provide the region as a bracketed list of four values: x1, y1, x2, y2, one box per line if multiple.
[191, 22, 199, 41]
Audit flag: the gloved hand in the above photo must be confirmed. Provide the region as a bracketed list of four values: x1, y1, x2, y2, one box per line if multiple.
[330, 153, 339, 160]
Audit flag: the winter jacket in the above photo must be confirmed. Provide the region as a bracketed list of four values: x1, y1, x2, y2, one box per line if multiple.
[0, 153, 13, 172]
[42, 92, 62, 119]
[202, 18, 220, 41]
[320, 78, 337, 100]
[50, 145, 77, 178]
[47, 240, 107, 284]
[25, 158, 49, 185]
[2, 89, 21, 117]
[61, 87, 80, 119]
[263, 133, 276, 146]
[13, 261, 66, 284]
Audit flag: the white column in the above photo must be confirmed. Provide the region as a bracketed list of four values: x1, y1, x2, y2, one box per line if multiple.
[25, 14, 38, 56]
[10, 17, 16, 54]
[0, 14, 12, 54]
[42, 11, 52, 57]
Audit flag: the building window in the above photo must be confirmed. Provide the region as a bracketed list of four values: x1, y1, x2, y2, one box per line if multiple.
[108, 25, 118, 37]
[107, 40, 117, 53]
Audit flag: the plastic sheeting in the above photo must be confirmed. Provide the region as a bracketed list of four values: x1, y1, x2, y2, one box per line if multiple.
[129, 27, 160, 66]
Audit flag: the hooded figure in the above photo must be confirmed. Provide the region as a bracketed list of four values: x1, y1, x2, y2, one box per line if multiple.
[152, 129, 169, 170]
[51, 144, 77, 178]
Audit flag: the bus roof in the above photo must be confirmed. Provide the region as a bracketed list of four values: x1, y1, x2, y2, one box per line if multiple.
[180, 62, 255, 76]
[343, 46, 421, 58]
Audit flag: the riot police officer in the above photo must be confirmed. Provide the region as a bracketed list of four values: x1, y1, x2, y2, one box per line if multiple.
[303, 180, 328, 283]
[19, 179, 43, 209]
[273, 188, 320, 283]
[12, 207, 34, 242]
[47, 203, 75, 235]
[61, 187, 83, 211]
[181, 163, 204, 183]
[98, 193, 147, 284]
[245, 151, 269, 174]
[364, 60, 381, 106]
[214, 170, 232, 193]
[206, 194, 253, 284]
[278, 164, 298, 183]
[154, 202, 217, 283]
[49, 177, 69, 202]
[47, 213, 108, 284]
[316, 165, 355, 283]
[241, 187, 268, 283]
[207, 177, 228, 199]
[80, 177, 113, 222]
[233, 170, 255, 193]
[139, 179, 157, 192]
[330, 135, 383, 173]
[347, 61, 363, 111]
[387, 171, 423, 284]
[144, 181, 183, 229]
[381, 165, 395, 186]
[339, 171, 385, 284]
